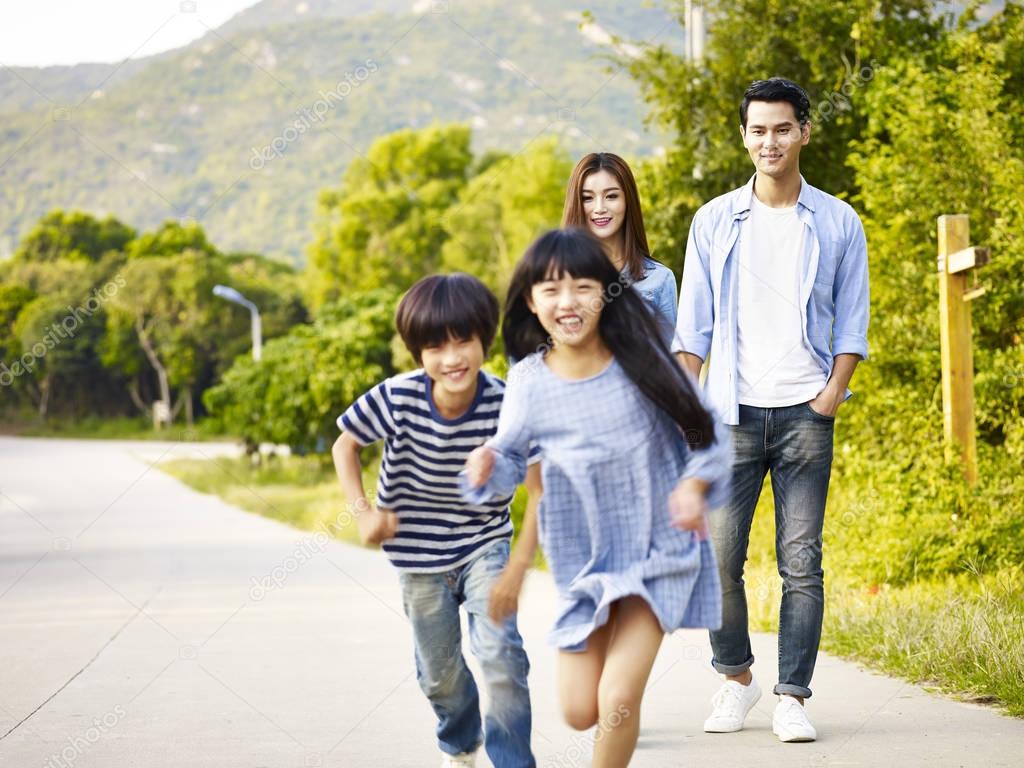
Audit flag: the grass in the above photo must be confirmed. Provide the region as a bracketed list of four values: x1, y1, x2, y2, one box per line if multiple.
[824, 569, 1024, 716]
[9, 415, 234, 442]
[743, 479, 1024, 717]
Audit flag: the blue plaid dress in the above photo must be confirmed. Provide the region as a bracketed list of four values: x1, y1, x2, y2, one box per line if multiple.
[462, 353, 730, 651]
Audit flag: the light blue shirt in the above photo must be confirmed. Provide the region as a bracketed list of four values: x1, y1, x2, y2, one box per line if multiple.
[673, 175, 870, 426]
[625, 256, 677, 346]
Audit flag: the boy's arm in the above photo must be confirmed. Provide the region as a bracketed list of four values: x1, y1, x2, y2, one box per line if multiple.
[331, 432, 398, 546]
[488, 462, 542, 624]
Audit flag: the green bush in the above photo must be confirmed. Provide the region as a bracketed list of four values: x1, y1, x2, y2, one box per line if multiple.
[203, 289, 397, 453]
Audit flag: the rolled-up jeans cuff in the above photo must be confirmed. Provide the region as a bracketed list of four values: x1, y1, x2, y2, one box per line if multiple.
[711, 655, 754, 676]
[774, 683, 812, 699]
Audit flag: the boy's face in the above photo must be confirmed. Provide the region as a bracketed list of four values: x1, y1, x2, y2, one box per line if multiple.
[420, 335, 484, 398]
[741, 100, 810, 179]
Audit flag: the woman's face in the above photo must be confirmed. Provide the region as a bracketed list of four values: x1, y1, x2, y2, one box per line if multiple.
[581, 169, 627, 242]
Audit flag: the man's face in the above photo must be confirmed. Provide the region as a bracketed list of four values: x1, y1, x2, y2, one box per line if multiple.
[741, 100, 810, 179]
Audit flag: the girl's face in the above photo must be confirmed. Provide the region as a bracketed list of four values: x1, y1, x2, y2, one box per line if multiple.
[581, 169, 627, 242]
[527, 270, 605, 349]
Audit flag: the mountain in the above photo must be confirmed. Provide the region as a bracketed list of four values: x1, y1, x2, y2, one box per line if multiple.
[0, 0, 676, 264]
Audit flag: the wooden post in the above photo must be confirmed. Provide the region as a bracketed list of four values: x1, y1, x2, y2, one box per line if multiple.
[936, 214, 989, 485]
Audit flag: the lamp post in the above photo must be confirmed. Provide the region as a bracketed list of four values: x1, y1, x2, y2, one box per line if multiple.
[213, 284, 262, 362]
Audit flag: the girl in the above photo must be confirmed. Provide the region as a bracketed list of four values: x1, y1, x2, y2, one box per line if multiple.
[562, 152, 678, 342]
[463, 229, 730, 767]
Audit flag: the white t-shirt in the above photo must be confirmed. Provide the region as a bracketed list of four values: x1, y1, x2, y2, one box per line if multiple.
[735, 195, 827, 407]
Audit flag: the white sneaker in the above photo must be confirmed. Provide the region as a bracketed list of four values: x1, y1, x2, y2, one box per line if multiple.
[440, 750, 477, 767]
[773, 696, 817, 742]
[703, 677, 762, 732]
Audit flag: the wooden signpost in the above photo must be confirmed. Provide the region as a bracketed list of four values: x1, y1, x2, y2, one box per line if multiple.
[936, 214, 989, 485]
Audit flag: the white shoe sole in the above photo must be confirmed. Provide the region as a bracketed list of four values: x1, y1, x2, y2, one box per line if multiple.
[703, 721, 744, 733]
[772, 723, 816, 742]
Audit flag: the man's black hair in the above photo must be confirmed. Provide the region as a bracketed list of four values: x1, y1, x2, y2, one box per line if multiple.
[740, 78, 811, 128]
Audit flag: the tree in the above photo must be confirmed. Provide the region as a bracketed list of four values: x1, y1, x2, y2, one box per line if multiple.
[125, 219, 217, 260]
[623, 0, 943, 267]
[846, 2, 1024, 457]
[106, 249, 234, 426]
[14, 210, 135, 263]
[0, 283, 37, 408]
[11, 294, 110, 419]
[204, 289, 397, 453]
[306, 124, 473, 309]
[440, 138, 572, 299]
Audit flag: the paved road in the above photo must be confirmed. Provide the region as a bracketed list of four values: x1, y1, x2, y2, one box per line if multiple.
[1, 436, 1022, 767]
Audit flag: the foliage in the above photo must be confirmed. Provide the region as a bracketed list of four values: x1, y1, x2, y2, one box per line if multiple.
[832, 2, 1024, 584]
[13, 210, 135, 263]
[306, 124, 474, 309]
[203, 289, 398, 452]
[624, 0, 944, 269]
[1, 210, 306, 423]
[440, 137, 572, 300]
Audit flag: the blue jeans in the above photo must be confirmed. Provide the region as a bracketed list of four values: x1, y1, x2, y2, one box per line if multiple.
[708, 402, 833, 699]
[399, 540, 535, 767]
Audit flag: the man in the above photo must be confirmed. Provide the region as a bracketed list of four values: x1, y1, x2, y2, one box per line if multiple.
[674, 77, 869, 742]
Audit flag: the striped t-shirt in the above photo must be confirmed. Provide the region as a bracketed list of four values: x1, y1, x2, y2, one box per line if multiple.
[338, 369, 536, 573]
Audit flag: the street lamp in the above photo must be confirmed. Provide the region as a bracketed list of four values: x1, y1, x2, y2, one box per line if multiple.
[213, 284, 262, 362]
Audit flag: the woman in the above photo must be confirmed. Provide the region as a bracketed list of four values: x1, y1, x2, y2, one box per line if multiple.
[561, 152, 677, 342]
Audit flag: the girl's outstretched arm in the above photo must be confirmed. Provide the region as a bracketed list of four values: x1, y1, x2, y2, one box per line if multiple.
[461, 364, 533, 503]
[488, 463, 542, 623]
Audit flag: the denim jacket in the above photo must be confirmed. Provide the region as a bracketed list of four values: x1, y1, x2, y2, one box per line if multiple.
[626, 256, 678, 347]
[672, 175, 870, 426]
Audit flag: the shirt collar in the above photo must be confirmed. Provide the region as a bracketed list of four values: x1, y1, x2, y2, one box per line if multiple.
[732, 173, 816, 217]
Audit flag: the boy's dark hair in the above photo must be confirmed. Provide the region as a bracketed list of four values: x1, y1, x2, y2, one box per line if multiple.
[396, 273, 499, 364]
[740, 78, 811, 128]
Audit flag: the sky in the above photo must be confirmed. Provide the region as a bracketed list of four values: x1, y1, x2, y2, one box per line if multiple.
[0, 0, 263, 68]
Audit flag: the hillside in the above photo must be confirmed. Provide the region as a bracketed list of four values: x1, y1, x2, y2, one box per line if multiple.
[0, 0, 674, 264]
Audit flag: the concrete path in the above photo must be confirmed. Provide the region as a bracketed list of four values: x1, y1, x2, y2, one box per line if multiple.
[1, 436, 1022, 767]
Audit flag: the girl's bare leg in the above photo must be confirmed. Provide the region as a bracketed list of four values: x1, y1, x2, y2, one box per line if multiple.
[557, 607, 615, 730]
[592, 596, 664, 768]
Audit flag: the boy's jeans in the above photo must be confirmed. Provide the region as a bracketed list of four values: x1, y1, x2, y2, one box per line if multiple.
[399, 540, 534, 767]
[707, 402, 834, 699]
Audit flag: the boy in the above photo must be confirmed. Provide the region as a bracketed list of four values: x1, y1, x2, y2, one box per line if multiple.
[332, 273, 538, 768]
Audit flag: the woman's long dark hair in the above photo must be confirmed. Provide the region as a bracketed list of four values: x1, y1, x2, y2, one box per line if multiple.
[504, 228, 715, 449]
[561, 152, 656, 281]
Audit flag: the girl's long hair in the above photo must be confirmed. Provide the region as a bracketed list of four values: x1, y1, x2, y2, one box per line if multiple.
[561, 152, 655, 282]
[504, 228, 715, 449]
